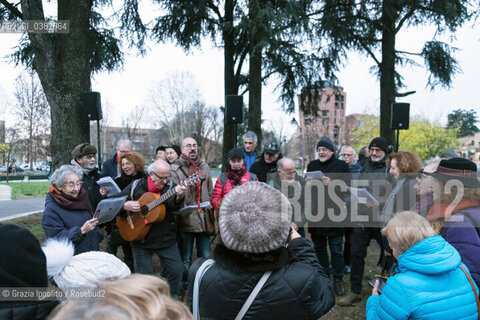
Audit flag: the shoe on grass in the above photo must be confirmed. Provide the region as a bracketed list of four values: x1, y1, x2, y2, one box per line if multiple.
[337, 291, 361, 306]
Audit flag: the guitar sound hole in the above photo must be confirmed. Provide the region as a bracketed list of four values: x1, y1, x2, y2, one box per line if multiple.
[140, 206, 149, 215]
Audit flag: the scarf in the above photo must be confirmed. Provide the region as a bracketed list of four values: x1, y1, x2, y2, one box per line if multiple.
[147, 176, 163, 194]
[226, 163, 246, 187]
[380, 178, 405, 227]
[181, 153, 203, 212]
[411, 192, 434, 216]
[48, 185, 92, 213]
[181, 153, 202, 193]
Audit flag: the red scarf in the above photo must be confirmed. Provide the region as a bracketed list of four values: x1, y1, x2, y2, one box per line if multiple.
[48, 185, 92, 214]
[147, 176, 163, 194]
[181, 153, 203, 212]
[226, 163, 246, 187]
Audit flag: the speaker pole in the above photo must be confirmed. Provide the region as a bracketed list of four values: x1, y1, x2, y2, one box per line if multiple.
[395, 129, 399, 153]
[97, 119, 102, 169]
[234, 123, 237, 147]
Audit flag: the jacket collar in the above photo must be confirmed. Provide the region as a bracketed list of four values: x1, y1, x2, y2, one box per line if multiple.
[214, 243, 294, 273]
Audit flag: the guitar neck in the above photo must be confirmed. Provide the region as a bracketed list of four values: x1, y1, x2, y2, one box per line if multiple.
[147, 188, 177, 211]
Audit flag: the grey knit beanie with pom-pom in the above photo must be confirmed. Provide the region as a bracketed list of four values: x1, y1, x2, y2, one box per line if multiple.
[218, 182, 292, 253]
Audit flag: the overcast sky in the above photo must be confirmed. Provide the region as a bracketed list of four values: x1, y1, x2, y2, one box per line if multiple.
[1, 17, 479, 138]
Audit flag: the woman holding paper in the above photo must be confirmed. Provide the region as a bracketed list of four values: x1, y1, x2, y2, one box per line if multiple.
[115, 151, 147, 190]
[380, 151, 421, 272]
[105, 151, 147, 271]
[42, 165, 104, 255]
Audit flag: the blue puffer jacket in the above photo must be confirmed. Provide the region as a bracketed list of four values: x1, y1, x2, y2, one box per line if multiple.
[42, 193, 104, 255]
[366, 235, 479, 320]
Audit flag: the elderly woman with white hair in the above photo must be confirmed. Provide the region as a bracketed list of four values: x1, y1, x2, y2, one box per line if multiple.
[42, 165, 104, 255]
[366, 211, 479, 320]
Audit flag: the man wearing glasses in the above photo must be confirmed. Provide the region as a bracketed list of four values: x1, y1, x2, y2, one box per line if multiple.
[170, 137, 213, 293]
[341, 145, 362, 180]
[121, 159, 186, 298]
[71, 143, 103, 211]
[338, 137, 392, 306]
[268, 157, 307, 237]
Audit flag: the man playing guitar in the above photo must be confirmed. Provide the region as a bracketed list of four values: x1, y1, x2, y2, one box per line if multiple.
[121, 159, 186, 298]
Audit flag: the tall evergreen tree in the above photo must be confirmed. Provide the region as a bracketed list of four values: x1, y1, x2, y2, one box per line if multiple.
[150, 0, 339, 165]
[447, 109, 480, 137]
[0, 0, 126, 168]
[319, 0, 472, 144]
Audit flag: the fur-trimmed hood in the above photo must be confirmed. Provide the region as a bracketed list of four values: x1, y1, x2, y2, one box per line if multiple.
[213, 243, 295, 274]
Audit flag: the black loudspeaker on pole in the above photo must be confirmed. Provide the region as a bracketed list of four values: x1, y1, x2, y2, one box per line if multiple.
[81, 91, 103, 121]
[225, 95, 243, 123]
[391, 102, 410, 152]
[81, 91, 103, 167]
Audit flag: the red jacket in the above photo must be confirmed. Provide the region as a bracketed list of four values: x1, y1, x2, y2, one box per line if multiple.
[211, 171, 257, 209]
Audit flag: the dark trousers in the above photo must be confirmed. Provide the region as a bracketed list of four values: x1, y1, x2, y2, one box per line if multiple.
[131, 244, 183, 298]
[181, 232, 211, 288]
[349, 227, 382, 294]
[312, 235, 344, 279]
[344, 227, 352, 266]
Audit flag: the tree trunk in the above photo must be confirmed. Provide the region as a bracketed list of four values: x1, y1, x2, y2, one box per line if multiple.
[248, 0, 263, 147]
[21, 0, 92, 170]
[221, 0, 238, 170]
[379, 0, 397, 146]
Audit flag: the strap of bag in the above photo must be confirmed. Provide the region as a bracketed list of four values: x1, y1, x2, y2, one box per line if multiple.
[460, 264, 480, 319]
[130, 179, 140, 199]
[193, 259, 215, 319]
[455, 211, 480, 238]
[234, 271, 272, 320]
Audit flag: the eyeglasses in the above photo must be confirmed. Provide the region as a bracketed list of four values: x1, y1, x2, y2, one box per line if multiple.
[183, 144, 198, 149]
[64, 181, 83, 188]
[152, 171, 169, 180]
[82, 154, 96, 159]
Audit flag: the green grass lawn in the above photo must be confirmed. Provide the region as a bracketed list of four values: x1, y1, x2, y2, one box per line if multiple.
[1, 182, 50, 199]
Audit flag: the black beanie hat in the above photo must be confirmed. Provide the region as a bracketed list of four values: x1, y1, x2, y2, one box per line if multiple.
[227, 148, 245, 160]
[316, 136, 335, 152]
[369, 137, 389, 153]
[0, 224, 49, 287]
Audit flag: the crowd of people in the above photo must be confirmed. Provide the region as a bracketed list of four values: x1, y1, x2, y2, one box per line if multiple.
[0, 131, 479, 320]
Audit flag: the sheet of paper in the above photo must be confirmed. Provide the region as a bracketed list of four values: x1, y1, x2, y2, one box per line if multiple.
[94, 196, 128, 224]
[305, 170, 325, 179]
[347, 187, 379, 206]
[96, 176, 121, 196]
[175, 201, 211, 214]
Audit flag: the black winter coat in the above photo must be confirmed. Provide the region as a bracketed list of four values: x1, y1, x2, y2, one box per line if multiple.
[249, 152, 283, 182]
[187, 237, 335, 319]
[0, 301, 59, 320]
[82, 168, 103, 211]
[100, 153, 119, 179]
[306, 156, 351, 237]
[119, 177, 183, 249]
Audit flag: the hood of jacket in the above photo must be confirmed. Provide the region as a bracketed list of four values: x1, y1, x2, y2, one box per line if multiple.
[398, 235, 461, 275]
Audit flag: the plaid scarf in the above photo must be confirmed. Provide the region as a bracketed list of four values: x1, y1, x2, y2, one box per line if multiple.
[226, 163, 246, 187]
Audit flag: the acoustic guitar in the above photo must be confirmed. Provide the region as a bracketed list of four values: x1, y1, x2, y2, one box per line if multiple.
[117, 173, 201, 241]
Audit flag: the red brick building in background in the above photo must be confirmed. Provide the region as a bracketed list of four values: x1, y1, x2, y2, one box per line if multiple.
[298, 86, 347, 163]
